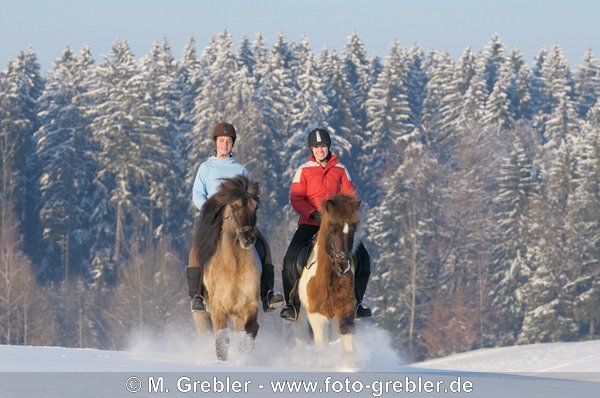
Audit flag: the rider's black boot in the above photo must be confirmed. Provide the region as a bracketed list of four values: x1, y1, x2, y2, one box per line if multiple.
[356, 302, 372, 318]
[187, 267, 206, 312]
[260, 263, 284, 311]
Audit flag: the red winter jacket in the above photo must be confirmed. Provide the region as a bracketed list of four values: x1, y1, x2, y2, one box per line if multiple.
[290, 154, 356, 226]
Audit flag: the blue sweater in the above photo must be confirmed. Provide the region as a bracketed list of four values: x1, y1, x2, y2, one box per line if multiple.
[192, 156, 249, 210]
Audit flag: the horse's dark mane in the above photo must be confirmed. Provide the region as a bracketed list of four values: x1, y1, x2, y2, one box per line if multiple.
[193, 175, 260, 267]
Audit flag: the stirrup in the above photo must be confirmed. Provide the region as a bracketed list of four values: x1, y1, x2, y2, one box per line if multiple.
[191, 295, 206, 312]
[262, 290, 284, 311]
[280, 304, 298, 321]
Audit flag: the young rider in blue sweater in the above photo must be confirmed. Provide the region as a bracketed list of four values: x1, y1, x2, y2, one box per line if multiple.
[186, 122, 284, 313]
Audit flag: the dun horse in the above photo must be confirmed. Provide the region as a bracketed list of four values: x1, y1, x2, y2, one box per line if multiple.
[297, 194, 361, 354]
[192, 175, 261, 361]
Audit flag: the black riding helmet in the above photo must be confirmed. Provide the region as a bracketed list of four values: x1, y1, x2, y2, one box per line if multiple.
[307, 128, 331, 149]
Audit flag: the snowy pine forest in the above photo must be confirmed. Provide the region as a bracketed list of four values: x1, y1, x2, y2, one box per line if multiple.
[0, 31, 599, 361]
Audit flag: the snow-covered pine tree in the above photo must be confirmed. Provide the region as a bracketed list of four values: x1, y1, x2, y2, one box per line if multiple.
[457, 47, 477, 95]
[573, 50, 600, 119]
[138, 40, 187, 247]
[567, 113, 600, 338]
[35, 47, 97, 280]
[489, 139, 535, 345]
[176, 37, 201, 207]
[224, 61, 283, 236]
[238, 35, 255, 77]
[406, 44, 428, 130]
[363, 41, 413, 202]
[521, 129, 580, 341]
[516, 261, 578, 343]
[536, 45, 577, 144]
[187, 30, 239, 190]
[458, 54, 489, 133]
[341, 33, 373, 131]
[366, 141, 439, 360]
[504, 49, 533, 121]
[421, 51, 461, 163]
[0, 49, 44, 264]
[286, 48, 332, 178]
[482, 63, 513, 131]
[249, 33, 269, 85]
[253, 44, 296, 210]
[88, 40, 168, 279]
[482, 35, 506, 94]
[518, 136, 582, 343]
[272, 33, 298, 81]
[319, 49, 361, 188]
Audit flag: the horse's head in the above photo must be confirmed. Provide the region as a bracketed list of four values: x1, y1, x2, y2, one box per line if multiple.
[320, 195, 361, 277]
[219, 176, 260, 250]
[225, 198, 259, 250]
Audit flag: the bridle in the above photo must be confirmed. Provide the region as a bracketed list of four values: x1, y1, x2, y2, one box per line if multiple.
[328, 237, 353, 275]
[227, 204, 255, 240]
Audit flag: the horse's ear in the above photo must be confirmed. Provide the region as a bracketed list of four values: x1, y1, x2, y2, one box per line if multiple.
[247, 179, 259, 198]
[325, 199, 333, 213]
[355, 199, 361, 210]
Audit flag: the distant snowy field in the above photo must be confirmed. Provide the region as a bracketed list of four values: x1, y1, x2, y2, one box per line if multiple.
[1, 321, 598, 397]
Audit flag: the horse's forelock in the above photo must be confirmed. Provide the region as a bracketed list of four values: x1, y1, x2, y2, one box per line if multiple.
[214, 175, 259, 208]
[321, 195, 360, 225]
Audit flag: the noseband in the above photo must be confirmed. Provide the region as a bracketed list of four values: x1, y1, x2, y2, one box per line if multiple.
[329, 240, 353, 275]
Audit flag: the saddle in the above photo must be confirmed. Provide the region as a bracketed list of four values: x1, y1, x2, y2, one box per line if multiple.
[293, 235, 318, 278]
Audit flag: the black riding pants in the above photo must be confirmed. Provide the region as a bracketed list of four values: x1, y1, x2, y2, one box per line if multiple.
[282, 224, 319, 304]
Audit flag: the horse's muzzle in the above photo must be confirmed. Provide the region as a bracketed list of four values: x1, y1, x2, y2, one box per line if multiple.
[334, 255, 353, 276]
[237, 226, 256, 250]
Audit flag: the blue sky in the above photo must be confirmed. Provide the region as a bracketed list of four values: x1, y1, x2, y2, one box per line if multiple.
[1, 0, 598, 71]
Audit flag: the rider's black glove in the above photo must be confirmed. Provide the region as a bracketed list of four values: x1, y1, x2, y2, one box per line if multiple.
[310, 210, 322, 224]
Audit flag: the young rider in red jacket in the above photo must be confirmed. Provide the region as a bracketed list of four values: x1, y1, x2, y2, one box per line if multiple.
[280, 128, 372, 321]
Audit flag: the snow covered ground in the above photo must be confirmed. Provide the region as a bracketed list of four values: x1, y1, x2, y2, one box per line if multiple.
[414, 339, 600, 377]
[0, 321, 598, 397]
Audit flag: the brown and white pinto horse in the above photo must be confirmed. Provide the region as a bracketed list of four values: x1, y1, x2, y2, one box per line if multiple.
[297, 194, 361, 354]
[191, 175, 261, 361]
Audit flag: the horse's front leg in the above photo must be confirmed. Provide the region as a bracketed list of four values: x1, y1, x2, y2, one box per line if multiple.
[338, 311, 356, 354]
[192, 311, 211, 336]
[232, 313, 259, 339]
[211, 312, 229, 361]
[231, 310, 259, 357]
[307, 312, 329, 351]
[244, 312, 259, 339]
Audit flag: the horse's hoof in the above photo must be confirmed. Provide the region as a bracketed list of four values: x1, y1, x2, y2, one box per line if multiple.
[215, 330, 230, 362]
[339, 351, 360, 370]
